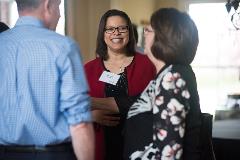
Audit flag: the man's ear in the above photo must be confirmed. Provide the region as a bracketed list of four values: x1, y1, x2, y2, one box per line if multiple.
[43, 0, 51, 15]
[42, 0, 51, 28]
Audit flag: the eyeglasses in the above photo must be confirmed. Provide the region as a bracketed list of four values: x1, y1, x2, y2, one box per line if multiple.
[105, 25, 129, 34]
[144, 27, 154, 34]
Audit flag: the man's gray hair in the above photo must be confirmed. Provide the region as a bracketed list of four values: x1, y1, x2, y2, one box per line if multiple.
[15, 0, 42, 11]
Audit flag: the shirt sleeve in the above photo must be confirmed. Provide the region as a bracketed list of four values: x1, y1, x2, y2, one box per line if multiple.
[153, 69, 191, 159]
[57, 39, 92, 125]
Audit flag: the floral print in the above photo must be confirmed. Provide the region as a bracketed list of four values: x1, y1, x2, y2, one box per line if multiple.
[127, 65, 191, 160]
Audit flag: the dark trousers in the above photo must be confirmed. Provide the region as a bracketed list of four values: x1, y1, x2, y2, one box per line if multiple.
[0, 143, 77, 160]
[0, 152, 77, 160]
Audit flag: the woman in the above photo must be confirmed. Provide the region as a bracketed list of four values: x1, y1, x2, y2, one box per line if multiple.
[84, 9, 156, 160]
[124, 8, 202, 160]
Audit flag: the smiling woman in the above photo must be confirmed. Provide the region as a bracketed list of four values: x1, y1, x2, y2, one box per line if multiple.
[103, 15, 131, 63]
[84, 9, 156, 160]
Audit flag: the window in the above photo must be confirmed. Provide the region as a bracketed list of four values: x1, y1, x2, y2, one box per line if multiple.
[189, 3, 240, 114]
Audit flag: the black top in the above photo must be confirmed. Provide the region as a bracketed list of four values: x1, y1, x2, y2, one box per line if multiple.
[105, 71, 128, 97]
[104, 70, 128, 160]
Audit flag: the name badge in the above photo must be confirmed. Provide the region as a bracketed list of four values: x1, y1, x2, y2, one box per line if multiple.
[99, 71, 120, 85]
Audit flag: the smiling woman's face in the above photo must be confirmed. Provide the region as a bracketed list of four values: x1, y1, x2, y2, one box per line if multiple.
[104, 16, 129, 54]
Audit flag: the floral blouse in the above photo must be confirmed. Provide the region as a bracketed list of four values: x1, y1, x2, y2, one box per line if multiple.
[124, 64, 197, 160]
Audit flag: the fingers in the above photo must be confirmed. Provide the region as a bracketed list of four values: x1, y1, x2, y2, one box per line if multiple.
[101, 119, 119, 126]
[101, 114, 120, 126]
[92, 110, 120, 126]
[104, 115, 120, 121]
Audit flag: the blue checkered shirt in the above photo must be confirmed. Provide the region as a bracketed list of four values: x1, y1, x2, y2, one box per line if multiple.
[0, 16, 91, 146]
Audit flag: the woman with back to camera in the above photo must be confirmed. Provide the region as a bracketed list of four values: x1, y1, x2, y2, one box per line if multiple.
[84, 9, 156, 160]
[124, 8, 202, 160]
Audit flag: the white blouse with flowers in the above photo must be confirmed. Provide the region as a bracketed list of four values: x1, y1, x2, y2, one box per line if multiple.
[124, 64, 197, 160]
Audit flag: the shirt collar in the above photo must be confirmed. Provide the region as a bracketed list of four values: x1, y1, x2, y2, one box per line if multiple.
[15, 16, 45, 28]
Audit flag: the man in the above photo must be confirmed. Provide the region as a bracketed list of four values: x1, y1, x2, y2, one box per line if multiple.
[0, 0, 94, 160]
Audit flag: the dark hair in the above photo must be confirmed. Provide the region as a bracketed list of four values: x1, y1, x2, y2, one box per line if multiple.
[150, 8, 199, 65]
[0, 22, 9, 33]
[132, 23, 138, 43]
[96, 9, 136, 60]
[15, 0, 42, 11]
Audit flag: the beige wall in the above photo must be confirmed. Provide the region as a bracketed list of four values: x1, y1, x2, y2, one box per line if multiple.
[155, 0, 178, 10]
[111, 0, 156, 25]
[66, 0, 110, 62]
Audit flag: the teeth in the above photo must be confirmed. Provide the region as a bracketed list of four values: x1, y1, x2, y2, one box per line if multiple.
[111, 38, 121, 43]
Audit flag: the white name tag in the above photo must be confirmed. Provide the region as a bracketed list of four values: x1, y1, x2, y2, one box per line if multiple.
[99, 71, 120, 85]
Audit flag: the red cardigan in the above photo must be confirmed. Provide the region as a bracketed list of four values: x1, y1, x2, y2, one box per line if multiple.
[84, 53, 155, 160]
[84, 53, 156, 98]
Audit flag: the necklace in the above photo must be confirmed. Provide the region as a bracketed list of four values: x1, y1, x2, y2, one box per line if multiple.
[104, 56, 133, 73]
[119, 66, 124, 72]
[118, 57, 130, 72]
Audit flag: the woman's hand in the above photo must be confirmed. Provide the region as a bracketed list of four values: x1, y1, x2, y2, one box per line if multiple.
[92, 110, 120, 126]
